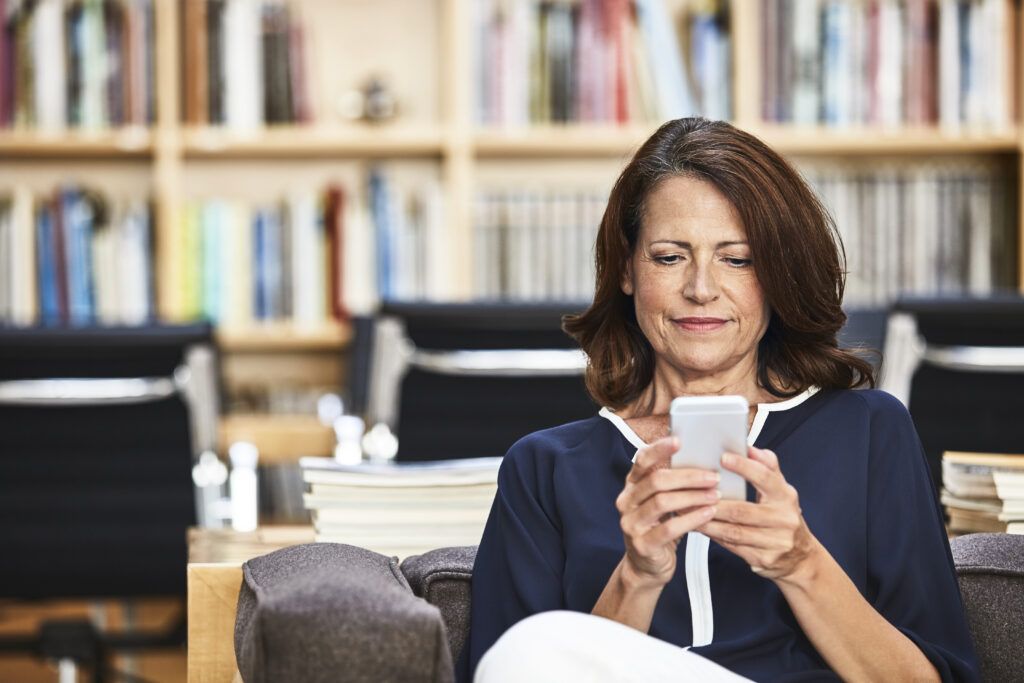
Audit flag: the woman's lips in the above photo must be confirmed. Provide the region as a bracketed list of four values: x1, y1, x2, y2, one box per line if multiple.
[673, 317, 728, 332]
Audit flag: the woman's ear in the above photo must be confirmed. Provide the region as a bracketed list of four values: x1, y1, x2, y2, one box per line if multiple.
[620, 258, 635, 296]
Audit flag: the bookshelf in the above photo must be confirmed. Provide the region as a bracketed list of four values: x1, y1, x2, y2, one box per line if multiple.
[215, 320, 351, 352]
[2, 0, 1023, 461]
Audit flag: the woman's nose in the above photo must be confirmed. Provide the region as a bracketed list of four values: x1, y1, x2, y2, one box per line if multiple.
[682, 261, 720, 304]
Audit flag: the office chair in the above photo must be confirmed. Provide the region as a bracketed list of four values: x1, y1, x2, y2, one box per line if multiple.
[0, 324, 220, 683]
[879, 295, 1024, 492]
[351, 302, 597, 461]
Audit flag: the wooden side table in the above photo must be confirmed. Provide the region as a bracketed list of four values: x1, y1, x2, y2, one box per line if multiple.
[187, 526, 315, 683]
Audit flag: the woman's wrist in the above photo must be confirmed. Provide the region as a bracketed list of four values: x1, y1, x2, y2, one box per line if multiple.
[618, 555, 670, 595]
[591, 555, 665, 633]
[772, 537, 828, 594]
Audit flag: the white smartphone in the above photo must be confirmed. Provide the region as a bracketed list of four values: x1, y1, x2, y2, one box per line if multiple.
[669, 395, 749, 501]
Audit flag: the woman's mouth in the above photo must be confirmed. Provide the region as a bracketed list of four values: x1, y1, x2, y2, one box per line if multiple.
[673, 317, 729, 333]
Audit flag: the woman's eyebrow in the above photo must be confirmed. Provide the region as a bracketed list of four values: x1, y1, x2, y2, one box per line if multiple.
[649, 239, 749, 248]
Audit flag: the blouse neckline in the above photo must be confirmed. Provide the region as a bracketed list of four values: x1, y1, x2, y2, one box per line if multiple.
[598, 386, 821, 459]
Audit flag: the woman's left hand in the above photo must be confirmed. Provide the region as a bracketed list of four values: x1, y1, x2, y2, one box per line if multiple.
[697, 446, 821, 583]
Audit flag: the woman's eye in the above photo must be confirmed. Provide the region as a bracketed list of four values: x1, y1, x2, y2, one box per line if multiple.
[723, 257, 752, 268]
[654, 254, 681, 265]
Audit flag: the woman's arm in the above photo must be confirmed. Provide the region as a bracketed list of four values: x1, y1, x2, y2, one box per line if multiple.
[594, 435, 719, 632]
[775, 537, 939, 683]
[590, 557, 666, 632]
[699, 447, 940, 683]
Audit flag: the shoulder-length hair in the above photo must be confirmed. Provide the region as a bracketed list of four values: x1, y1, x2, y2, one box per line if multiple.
[562, 117, 875, 409]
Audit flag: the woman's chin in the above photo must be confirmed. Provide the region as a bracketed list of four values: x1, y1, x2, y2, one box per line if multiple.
[670, 355, 737, 377]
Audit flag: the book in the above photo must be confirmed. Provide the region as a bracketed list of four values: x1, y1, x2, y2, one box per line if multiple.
[299, 455, 501, 488]
[300, 455, 500, 558]
[943, 451, 1024, 534]
[478, 0, 722, 126]
[764, 0, 1010, 128]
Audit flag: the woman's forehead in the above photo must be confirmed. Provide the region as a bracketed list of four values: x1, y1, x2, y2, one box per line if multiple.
[642, 176, 746, 242]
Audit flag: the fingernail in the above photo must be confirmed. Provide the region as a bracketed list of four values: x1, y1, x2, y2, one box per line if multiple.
[703, 506, 716, 518]
[706, 489, 721, 502]
[722, 453, 736, 465]
[704, 471, 719, 483]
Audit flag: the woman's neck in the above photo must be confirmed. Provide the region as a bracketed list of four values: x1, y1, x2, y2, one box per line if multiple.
[619, 354, 773, 419]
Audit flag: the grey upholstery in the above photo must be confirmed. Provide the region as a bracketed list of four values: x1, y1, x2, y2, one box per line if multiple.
[235, 534, 1024, 682]
[401, 546, 477, 664]
[235, 543, 453, 683]
[950, 533, 1024, 683]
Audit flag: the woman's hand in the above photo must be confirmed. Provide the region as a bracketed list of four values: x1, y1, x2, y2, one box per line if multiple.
[615, 436, 721, 589]
[697, 446, 821, 583]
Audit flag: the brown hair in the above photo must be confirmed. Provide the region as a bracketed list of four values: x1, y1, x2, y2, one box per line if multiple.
[562, 117, 875, 410]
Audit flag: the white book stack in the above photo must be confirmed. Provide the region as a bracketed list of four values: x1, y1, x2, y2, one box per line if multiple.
[942, 452, 1024, 535]
[299, 456, 501, 560]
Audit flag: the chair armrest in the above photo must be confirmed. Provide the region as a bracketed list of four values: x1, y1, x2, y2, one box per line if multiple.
[950, 533, 1024, 683]
[401, 546, 478, 664]
[235, 543, 453, 683]
[951, 532, 1024, 576]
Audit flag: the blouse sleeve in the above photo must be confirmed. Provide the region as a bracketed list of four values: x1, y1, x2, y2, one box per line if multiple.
[864, 391, 981, 682]
[455, 435, 566, 683]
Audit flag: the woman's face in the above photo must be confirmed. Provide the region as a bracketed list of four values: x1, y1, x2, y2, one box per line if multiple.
[622, 175, 770, 382]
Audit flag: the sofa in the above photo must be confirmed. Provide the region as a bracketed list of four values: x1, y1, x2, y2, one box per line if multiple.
[233, 533, 1023, 683]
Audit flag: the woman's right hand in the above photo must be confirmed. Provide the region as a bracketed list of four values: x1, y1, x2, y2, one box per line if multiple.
[615, 435, 721, 589]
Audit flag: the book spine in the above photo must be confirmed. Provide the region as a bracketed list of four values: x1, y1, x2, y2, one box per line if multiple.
[208, 0, 225, 124]
[253, 209, 266, 320]
[324, 184, 346, 321]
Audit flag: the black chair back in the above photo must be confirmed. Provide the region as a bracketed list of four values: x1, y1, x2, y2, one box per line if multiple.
[353, 303, 597, 461]
[882, 296, 1024, 491]
[0, 324, 215, 599]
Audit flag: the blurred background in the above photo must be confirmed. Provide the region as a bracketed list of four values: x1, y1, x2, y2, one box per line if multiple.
[1, 0, 1022, 681]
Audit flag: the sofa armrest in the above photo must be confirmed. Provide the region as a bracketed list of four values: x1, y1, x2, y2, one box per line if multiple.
[235, 542, 453, 683]
[401, 546, 478, 664]
[950, 533, 1024, 683]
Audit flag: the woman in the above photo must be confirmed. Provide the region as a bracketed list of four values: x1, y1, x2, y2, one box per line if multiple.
[454, 118, 979, 682]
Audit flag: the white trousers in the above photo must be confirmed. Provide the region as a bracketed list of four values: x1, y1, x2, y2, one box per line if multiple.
[474, 610, 756, 683]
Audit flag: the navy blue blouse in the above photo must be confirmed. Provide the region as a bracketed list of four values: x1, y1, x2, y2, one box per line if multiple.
[455, 389, 980, 682]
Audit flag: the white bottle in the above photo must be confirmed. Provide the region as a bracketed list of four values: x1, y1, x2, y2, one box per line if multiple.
[333, 415, 365, 465]
[229, 441, 259, 532]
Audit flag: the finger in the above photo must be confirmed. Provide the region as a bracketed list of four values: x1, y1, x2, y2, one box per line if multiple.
[748, 447, 780, 472]
[712, 500, 791, 528]
[720, 451, 785, 498]
[627, 466, 719, 510]
[698, 520, 780, 550]
[626, 436, 679, 484]
[643, 505, 717, 547]
[627, 488, 721, 531]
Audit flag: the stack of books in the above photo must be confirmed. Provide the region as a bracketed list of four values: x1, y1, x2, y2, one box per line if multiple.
[183, 0, 312, 128]
[942, 452, 1024, 535]
[299, 456, 501, 559]
[1, 0, 157, 131]
[0, 185, 154, 327]
[804, 160, 1015, 306]
[760, 0, 1011, 129]
[473, 188, 605, 301]
[476, 0, 730, 126]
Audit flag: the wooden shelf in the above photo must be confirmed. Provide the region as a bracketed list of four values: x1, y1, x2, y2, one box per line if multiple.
[749, 125, 1022, 155]
[182, 125, 445, 158]
[473, 125, 657, 157]
[219, 413, 334, 463]
[6, 124, 1017, 159]
[472, 124, 1023, 157]
[0, 128, 154, 157]
[216, 321, 352, 352]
